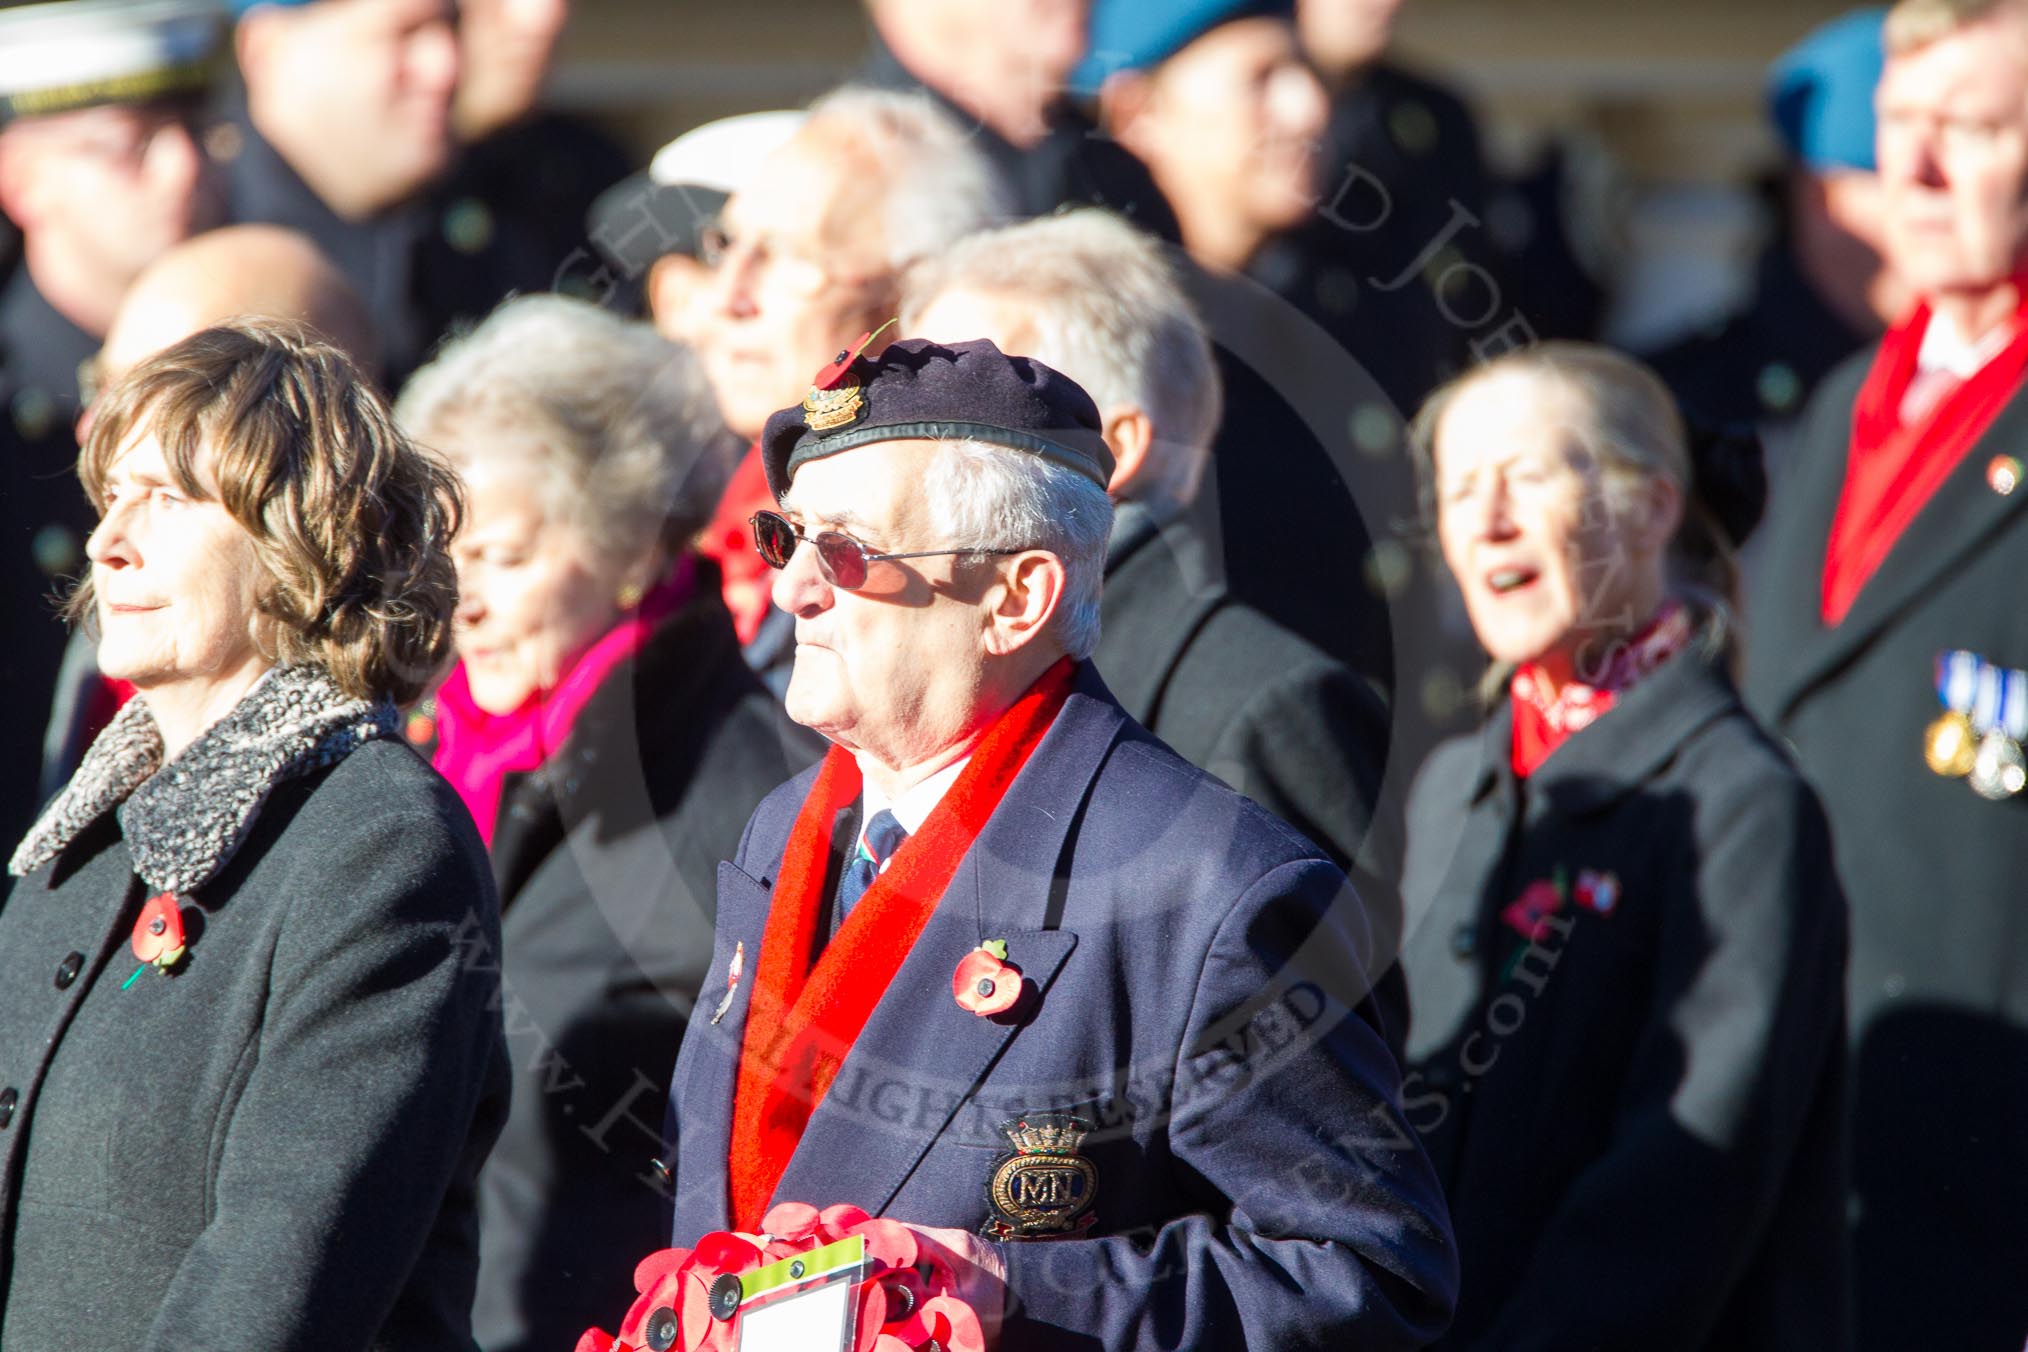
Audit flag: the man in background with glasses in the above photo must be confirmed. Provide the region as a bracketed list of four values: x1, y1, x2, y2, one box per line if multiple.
[0, 0, 227, 871]
[688, 84, 1013, 693]
[665, 334, 1458, 1350]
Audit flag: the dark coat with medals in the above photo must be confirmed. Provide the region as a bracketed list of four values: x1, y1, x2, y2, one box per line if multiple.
[1744, 349, 2028, 1352]
[470, 576, 819, 1352]
[1400, 642, 1850, 1350]
[668, 665, 1460, 1351]
[0, 666, 508, 1350]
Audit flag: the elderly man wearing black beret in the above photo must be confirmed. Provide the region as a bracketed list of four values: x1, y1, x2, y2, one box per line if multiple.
[664, 335, 1458, 1350]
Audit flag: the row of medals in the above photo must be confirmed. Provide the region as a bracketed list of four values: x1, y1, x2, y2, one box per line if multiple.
[1925, 709, 2028, 800]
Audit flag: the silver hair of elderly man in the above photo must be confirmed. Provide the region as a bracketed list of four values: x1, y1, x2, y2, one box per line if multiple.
[922, 436, 1113, 662]
[802, 84, 1019, 273]
[901, 207, 1222, 517]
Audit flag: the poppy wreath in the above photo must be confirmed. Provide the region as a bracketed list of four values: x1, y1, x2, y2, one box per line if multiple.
[575, 1202, 985, 1352]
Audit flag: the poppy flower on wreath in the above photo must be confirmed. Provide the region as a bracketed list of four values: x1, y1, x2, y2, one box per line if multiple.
[953, 939, 1023, 1017]
[575, 1201, 981, 1352]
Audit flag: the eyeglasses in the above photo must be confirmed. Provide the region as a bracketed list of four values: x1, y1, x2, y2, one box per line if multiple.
[698, 225, 833, 300]
[749, 510, 1018, 590]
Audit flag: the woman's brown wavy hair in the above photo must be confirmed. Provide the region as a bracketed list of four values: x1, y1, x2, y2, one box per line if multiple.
[67, 319, 462, 705]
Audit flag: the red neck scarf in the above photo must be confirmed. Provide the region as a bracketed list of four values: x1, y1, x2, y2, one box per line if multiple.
[1509, 602, 1693, 778]
[698, 444, 777, 646]
[1823, 284, 2028, 624]
[433, 559, 694, 845]
[728, 659, 1077, 1232]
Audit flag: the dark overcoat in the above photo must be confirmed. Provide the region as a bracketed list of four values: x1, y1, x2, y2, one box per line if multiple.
[1093, 504, 1394, 879]
[1400, 645, 1850, 1350]
[1744, 350, 2028, 1352]
[1094, 506, 1409, 1043]
[668, 665, 1460, 1351]
[471, 581, 819, 1352]
[0, 671, 507, 1350]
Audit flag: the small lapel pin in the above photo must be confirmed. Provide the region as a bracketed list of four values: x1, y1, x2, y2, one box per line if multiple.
[709, 941, 744, 1025]
[1988, 454, 2022, 496]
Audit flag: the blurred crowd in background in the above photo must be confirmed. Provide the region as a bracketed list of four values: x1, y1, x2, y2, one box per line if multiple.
[3, 0, 2025, 1348]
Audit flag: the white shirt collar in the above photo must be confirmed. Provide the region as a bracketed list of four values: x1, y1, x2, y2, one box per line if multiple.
[859, 754, 970, 840]
[1918, 308, 2015, 379]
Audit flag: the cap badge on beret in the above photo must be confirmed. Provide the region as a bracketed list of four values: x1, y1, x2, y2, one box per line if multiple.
[800, 321, 894, 433]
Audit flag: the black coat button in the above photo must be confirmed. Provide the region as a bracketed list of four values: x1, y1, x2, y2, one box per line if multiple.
[54, 953, 84, 989]
[0, 1088, 17, 1128]
[1450, 923, 1478, 960]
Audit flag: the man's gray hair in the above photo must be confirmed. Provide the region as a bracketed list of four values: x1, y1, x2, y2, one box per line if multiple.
[803, 84, 1016, 272]
[901, 208, 1222, 514]
[395, 294, 734, 566]
[924, 438, 1113, 660]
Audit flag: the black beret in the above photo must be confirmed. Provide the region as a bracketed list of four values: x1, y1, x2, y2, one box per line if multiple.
[761, 336, 1116, 501]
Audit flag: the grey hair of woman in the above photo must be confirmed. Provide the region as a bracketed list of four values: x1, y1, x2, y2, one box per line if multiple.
[1411, 341, 1742, 652]
[900, 207, 1221, 517]
[394, 294, 736, 568]
[925, 438, 1113, 661]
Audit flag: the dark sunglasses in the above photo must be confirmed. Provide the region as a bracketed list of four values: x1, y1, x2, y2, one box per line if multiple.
[749, 510, 1017, 590]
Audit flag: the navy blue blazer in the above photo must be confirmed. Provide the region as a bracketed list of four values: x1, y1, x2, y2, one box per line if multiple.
[667, 667, 1459, 1351]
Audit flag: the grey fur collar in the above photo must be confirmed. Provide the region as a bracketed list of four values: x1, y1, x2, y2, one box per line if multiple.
[10, 665, 398, 895]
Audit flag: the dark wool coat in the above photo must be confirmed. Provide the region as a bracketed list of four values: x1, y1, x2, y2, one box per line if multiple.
[0, 667, 507, 1351]
[1093, 505, 1409, 1044]
[1399, 645, 1850, 1351]
[471, 580, 820, 1352]
[669, 666, 1461, 1352]
[1745, 351, 2028, 1352]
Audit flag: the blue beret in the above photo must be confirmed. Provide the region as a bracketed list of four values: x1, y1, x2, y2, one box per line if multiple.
[761, 337, 1114, 501]
[1072, 0, 1295, 93]
[1768, 7, 1887, 172]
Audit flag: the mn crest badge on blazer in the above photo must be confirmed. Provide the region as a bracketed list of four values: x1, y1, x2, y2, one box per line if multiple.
[983, 1114, 1098, 1240]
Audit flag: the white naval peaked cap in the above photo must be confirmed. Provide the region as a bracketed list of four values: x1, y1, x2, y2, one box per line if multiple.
[0, 0, 225, 122]
[647, 110, 807, 192]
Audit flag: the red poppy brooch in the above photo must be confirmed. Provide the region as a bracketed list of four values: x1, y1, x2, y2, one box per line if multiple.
[953, 940, 1023, 1018]
[122, 892, 190, 988]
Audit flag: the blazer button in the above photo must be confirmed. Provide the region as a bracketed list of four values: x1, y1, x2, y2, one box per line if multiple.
[0, 1088, 17, 1128]
[1450, 923, 1478, 960]
[54, 952, 85, 989]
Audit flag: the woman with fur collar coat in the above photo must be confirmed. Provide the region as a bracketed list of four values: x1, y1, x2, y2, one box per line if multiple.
[0, 322, 507, 1351]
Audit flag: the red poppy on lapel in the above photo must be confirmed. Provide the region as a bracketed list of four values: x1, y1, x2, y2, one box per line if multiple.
[953, 940, 1023, 1017]
[131, 892, 189, 972]
[1501, 875, 1567, 943]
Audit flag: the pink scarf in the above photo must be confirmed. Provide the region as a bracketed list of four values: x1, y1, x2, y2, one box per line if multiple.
[434, 559, 694, 845]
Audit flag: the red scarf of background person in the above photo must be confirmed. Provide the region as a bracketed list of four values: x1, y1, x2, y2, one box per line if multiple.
[728, 659, 1076, 1233]
[1822, 283, 2028, 624]
[1509, 602, 1694, 778]
[434, 561, 693, 845]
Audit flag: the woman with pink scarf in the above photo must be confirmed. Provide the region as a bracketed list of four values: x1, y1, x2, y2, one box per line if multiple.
[397, 295, 817, 1352]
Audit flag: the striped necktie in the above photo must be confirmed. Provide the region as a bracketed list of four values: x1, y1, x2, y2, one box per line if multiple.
[834, 808, 907, 929]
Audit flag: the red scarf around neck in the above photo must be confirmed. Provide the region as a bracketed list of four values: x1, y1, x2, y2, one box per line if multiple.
[1823, 284, 2028, 624]
[1509, 602, 1693, 778]
[728, 659, 1077, 1232]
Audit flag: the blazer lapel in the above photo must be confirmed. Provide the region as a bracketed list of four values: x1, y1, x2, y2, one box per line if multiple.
[1760, 365, 2028, 720]
[675, 858, 774, 1236]
[768, 673, 1128, 1217]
